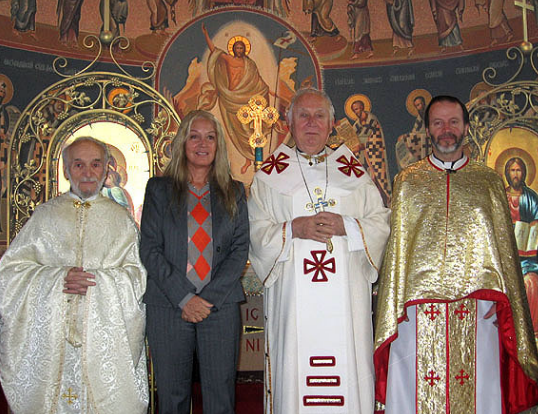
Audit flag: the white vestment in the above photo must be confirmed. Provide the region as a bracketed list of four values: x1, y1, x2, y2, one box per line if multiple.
[248, 144, 390, 414]
[0, 193, 148, 414]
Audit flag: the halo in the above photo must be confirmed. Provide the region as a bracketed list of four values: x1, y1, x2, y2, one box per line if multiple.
[487, 126, 538, 190]
[0, 74, 14, 105]
[494, 147, 536, 188]
[227, 35, 251, 56]
[344, 94, 371, 120]
[406, 89, 431, 117]
[107, 87, 133, 114]
[469, 81, 494, 102]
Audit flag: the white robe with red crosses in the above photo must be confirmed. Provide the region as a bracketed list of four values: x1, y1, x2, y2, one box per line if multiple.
[248, 143, 390, 414]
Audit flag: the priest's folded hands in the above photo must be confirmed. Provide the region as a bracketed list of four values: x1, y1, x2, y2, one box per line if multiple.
[292, 211, 346, 243]
[63, 266, 96, 295]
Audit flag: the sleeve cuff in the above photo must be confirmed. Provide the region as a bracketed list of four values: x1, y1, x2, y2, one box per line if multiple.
[179, 293, 196, 309]
[343, 215, 364, 252]
[277, 221, 293, 262]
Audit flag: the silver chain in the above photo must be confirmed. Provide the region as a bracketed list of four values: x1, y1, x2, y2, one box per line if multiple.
[295, 147, 328, 212]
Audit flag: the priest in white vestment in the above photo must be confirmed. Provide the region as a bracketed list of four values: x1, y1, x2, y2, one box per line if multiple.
[249, 88, 390, 414]
[0, 137, 148, 414]
[375, 96, 538, 414]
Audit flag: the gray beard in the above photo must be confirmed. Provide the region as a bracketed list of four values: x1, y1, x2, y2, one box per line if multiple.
[66, 171, 106, 200]
[431, 134, 464, 155]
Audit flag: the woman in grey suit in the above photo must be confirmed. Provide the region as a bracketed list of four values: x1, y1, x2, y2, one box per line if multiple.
[140, 110, 249, 414]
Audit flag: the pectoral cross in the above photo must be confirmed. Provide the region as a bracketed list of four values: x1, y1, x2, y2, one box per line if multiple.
[305, 187, 337, 253]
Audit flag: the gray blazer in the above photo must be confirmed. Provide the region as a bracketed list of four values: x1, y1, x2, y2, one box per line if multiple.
[140, 176, 248, 309]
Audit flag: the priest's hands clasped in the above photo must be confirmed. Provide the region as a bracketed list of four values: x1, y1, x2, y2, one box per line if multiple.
[292, 211, 346, 243]
[63, 266, 96, 295]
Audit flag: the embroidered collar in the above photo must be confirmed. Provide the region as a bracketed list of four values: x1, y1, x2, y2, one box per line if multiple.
[296, 148, 328, 166]
[68, 192, 99, 203]
[429, 154, 468, 172]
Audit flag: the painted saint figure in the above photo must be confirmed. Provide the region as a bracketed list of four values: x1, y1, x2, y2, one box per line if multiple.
[57, 0, 85, 46]
[474, 0, 513, 45]
[504, 157, 538, 344]
[348, 97, 391, 206]
[429, 0, 465, 51]
[303, 0, 340, 38]
[395, 92, 432, 170]
[10, 0, 37, 36]
[200, 23, 270, 174]
[100, 0, 128, 38]
[386, 0, 414, 56]
[347, 0, 373, 59]
[0, 75, 21, 235]
[146, 0, 178, 32]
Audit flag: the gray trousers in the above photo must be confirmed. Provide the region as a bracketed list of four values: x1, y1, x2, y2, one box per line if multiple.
[147, 303, 241, 414]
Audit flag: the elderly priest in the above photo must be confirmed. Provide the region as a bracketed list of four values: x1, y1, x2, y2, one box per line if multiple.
[249, 88, 390, 414]
[0, 137, 148, 414]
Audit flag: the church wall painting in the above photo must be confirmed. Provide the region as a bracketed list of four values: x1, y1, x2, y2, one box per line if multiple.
[155, 8, 322, 184]
[2, 0, 538, 66]
[486, 125, 538, 344]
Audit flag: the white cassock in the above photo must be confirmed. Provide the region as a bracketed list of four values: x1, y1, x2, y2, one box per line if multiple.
[248, 144, 390, 414]
[0, 193, 148, 414]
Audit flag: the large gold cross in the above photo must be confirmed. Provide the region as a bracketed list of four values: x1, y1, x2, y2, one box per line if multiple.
[514, 0, 535, 44]
[237, 95, 279, 170]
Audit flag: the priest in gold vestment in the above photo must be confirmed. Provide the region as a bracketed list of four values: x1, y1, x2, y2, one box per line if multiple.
[374, 96, 538, 414]
[0, 137, 148, 414]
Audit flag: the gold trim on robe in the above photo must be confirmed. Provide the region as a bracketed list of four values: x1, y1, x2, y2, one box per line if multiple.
[374, 158, 538, 412]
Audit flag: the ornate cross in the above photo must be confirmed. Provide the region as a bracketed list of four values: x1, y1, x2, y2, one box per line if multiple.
[455, 369, 470, 385]
[514, 0, 535, 44]
[305, 187, 337, 253]
[424, 304, 441, 320]
[62, 388, 78, 405]
[237, 95, 279, 170]
[454, 303, 470, 320]
[305, 187, 337, 213]
[424, 370, 441, 387]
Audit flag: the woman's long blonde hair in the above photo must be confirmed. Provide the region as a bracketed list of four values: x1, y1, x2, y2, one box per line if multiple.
[164, 110, 238, 217]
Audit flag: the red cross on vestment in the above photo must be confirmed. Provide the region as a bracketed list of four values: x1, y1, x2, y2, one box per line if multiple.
[304, 250, 336, 282]
[424, 304, 441, 320]
[454, 303, 470, 319]
[336, 155, 364, 178]
[424, 370, 441, 386]
[261, 152, 289, 175]
[455, 369, 470, 385]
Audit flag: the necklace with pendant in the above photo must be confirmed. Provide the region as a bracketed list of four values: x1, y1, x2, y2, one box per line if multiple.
[296, 147, 334, 253]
